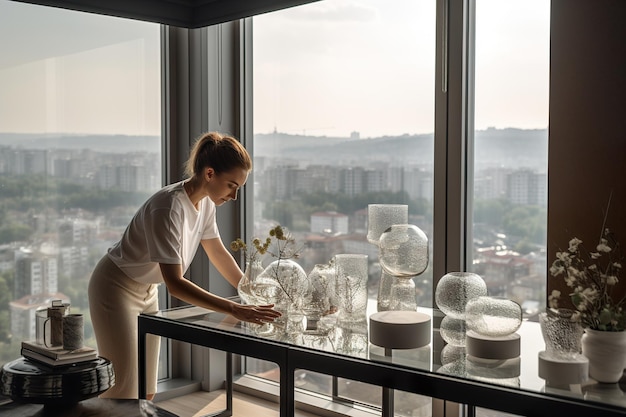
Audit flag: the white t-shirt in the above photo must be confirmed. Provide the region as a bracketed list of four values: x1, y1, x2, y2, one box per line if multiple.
[107, 180, 220, 284]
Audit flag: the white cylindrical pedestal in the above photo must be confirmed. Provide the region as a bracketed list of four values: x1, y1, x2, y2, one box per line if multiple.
[465, 330, 520, 359]
[369, 311, 431, 349]
[537, 350, 589, 386]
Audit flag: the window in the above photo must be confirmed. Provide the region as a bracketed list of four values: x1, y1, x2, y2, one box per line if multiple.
[242, 0, 549, 415]
[470, 0, 550, 318]
[248, 0, 436, 413]
[0, 0, 162, 376]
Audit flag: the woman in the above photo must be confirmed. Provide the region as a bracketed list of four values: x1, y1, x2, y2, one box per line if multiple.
[88, 131, 280, 400]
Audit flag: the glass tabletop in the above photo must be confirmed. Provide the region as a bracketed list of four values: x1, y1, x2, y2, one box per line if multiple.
[147, 302, 626, 412]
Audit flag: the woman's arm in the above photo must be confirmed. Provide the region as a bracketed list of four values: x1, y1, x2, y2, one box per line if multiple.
[160, 263, 280, 323]
[200, 237, 244, 288]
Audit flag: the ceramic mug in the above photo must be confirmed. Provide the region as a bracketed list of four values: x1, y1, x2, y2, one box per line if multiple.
[62, 313, 84, 351]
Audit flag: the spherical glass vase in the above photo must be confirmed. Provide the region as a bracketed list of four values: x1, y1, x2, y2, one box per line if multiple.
[378, 224, 429, 311]
[435, 272, 487, 319]
[378, 224, 429, 277]
[254, 259, 309, 320]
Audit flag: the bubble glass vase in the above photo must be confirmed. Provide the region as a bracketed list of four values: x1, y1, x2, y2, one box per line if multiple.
[435, 272, 487, 319]
[335, 254, 369, 324]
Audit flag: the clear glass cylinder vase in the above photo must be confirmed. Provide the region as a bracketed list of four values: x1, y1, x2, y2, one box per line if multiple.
[303, 262, 336, 331]
[335, 254, 369, 324]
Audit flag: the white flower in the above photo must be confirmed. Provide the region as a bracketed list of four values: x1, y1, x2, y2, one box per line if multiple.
[550, 264, 565, 276]
[556, 251, 571, 262]
[568, 238, 583, 252]
[551, 226, 625, 331]
[597, 238, 612, 253]
[548, 289, 561, 309]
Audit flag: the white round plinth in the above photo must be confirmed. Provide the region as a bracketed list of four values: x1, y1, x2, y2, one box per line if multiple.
[538, 350, 589, 386]
[465, 330, 520, 359]
[369, 311, 431, 349]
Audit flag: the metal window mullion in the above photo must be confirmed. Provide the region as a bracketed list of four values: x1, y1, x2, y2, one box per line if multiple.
[433, 0, 473, 289]
[432, 0, 475, 416]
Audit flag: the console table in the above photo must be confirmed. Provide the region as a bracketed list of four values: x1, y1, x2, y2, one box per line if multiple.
[138, 305, 626, 417]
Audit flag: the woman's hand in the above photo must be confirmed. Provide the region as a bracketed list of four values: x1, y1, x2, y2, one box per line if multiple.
[230, 303, 282, 324]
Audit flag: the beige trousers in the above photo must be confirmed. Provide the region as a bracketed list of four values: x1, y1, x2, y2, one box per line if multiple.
[88, 255, 160, 399]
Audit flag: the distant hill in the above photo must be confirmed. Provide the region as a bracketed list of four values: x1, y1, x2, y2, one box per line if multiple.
[0, 128, 548, 169]
[255, 127, 548, 169]
[475, 128, 547, 170]
[0, 133, 159, 153]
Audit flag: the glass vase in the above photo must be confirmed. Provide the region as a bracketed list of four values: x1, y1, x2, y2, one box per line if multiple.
[335, 254, 369, 324]
[378, 224, 429, 277]
[376, 269, 395, 312]
[538, 308, 584, 360]
[254, 259, 309, 337]
[435, 272, 487, 319]
[303, 262, 337, 332]
[237, 259, 264, 305]
[465, 296, 522, 337]
[378, 224, 429, 311]
[366, 204, 408, 245]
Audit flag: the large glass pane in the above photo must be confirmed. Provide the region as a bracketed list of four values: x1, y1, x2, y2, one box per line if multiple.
[0, 0, 162, 375]
[250, 0, 435, 413]
[471, 1, 550, 319]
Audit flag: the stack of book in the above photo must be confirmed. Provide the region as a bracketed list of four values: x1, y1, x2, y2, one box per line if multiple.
[21, 341, 98, 367]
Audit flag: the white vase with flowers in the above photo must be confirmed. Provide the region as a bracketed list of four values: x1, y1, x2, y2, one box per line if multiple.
[549, 225, 626, 383]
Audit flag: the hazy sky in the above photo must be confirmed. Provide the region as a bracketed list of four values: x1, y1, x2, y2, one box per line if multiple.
[253, 0, 550, 138]
[0, 0, 161, 136]
[0, 0, 549, 138]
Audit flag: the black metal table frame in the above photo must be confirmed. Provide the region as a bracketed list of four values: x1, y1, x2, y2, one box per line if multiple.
[138, 309, 626, 417]
[138, 313, 292, 417]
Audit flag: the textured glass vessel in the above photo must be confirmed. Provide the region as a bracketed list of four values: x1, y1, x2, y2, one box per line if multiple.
[435, 272, 487, 319]
[237, 260, 264, 305]
[255, 259, 308, 309]
[303, 262, 337, 331]
[389, 277, 417, 311]
[465, 296, 522, 337]
[366, 204, 408, 244]
[376, 269, 395, 312]
[335, 254, 369, 323]
[539, 308, 584, 359]
[379, 224, 429, 277]
[378, 224, 428, 311]
[366, 204, 409, 312]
